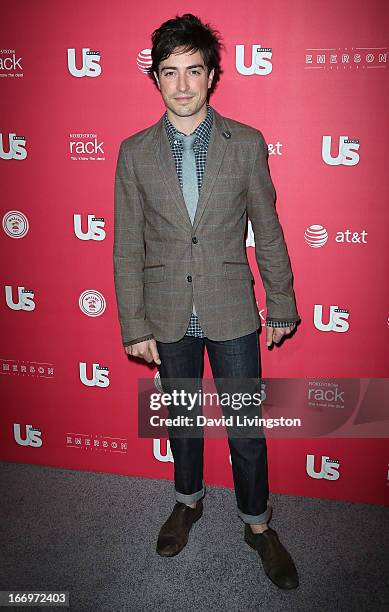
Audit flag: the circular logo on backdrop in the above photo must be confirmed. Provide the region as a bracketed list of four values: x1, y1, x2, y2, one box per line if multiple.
[3, 210, 29, 238]
[304, 224, 328, 248]
[79, 290, 106, 317]
[136, 49, 152, 74]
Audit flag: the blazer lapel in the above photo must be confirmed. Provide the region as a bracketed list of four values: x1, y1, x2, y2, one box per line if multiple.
[153, 118, 192, 229]
[192, 109, 229, 232]
[152, 107, 230, 231]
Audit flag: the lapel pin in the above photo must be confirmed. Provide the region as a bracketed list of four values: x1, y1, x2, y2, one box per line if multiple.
[222, 130, 231, 139]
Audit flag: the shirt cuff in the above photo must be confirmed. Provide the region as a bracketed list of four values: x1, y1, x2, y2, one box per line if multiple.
[265, 320, 298, 328]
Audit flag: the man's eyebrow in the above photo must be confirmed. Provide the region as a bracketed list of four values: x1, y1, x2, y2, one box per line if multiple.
[160, 64, 205, 71]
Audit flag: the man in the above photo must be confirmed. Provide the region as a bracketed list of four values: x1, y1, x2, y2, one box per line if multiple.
[113, 13, 300, 590]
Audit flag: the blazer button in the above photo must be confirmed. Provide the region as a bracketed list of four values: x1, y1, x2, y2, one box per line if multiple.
[192, 236, 198, 244]
[187, 275, 192, 282]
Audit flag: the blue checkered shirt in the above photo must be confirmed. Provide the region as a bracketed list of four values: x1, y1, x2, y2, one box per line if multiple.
[163, 105, 212, 337]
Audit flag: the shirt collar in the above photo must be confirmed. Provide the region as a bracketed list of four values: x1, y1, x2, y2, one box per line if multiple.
[163, 104, 214, 149]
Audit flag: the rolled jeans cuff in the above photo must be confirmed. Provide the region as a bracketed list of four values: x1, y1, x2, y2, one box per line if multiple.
[175, 480, 206, 505]
[237, 500, 272, 525]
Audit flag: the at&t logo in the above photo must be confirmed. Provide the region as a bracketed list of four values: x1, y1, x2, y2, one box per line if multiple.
[322, 135, 359, 166]
[304, 225, 329, 248]
[304, 224, 368, 247]
[235, 44, 273, 75]
[306, 454, 340, 480]
[136, 49, 152, 73]
[67, 48, 101, 77]
[314, 305, 350, 332]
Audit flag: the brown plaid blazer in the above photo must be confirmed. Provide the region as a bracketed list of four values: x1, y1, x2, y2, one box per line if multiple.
[113, 108, 300, 346]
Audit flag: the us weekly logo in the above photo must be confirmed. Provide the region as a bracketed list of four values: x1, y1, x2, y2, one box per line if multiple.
[67, 48, 101, 77]
[314, 305, 350, 333]
[306, 454, 340, 481]
[73, 213, 106, 241]
[79, 362, 110, 388]
[0, 133, 27, 160]
[235, 44, 273, 75]
[322, 135, 360, 166]
[14, 424, 42, 447]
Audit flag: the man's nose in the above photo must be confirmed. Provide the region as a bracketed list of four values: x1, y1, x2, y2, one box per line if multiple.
[176, 72, 189, 92]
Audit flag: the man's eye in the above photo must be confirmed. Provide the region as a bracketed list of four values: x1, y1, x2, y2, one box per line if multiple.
[164, 71, 175, 77]
[190, 70, 201, 76]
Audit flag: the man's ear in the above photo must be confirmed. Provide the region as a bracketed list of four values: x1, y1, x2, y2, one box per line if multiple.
[208, 67, 215, 89]
[154, 71, 160, 89]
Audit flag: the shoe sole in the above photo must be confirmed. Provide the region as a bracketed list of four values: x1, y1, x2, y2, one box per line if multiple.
[156, 505, 203, 558]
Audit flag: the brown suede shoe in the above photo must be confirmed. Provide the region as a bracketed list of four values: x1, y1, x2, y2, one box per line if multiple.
[156, 500, 203, 557]
[244, 524, 299, 589]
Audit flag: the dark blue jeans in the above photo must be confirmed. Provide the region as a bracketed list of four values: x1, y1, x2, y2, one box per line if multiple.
[156, 331, 271, 524]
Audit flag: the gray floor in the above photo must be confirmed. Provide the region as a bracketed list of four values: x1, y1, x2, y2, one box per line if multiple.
[0, 461, 388, 612]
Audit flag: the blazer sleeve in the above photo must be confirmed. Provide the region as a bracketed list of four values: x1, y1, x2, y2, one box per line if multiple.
[246, 132, 300, 323]
[113, 141, 153, 345]
[123, 334, 154, 347]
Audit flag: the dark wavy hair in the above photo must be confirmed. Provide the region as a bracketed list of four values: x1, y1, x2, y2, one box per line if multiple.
[147, 13, 224, 97]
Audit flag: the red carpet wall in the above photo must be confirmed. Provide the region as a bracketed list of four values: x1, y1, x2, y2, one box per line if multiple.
[1, 1, 388, 506]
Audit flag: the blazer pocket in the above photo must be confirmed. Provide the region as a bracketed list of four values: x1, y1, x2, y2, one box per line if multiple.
[144, 265, 165, 283]
[223, 261, 254, 281]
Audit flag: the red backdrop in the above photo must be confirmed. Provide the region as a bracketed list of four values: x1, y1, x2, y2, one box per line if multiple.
[1, 0, 388, 506]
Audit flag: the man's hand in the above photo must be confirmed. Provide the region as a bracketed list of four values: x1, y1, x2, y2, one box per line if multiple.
[266, 325, 296, 348]
[125, 338, 161, 365]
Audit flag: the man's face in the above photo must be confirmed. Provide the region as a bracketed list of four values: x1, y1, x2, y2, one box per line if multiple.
[154, 47, 214, 119]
